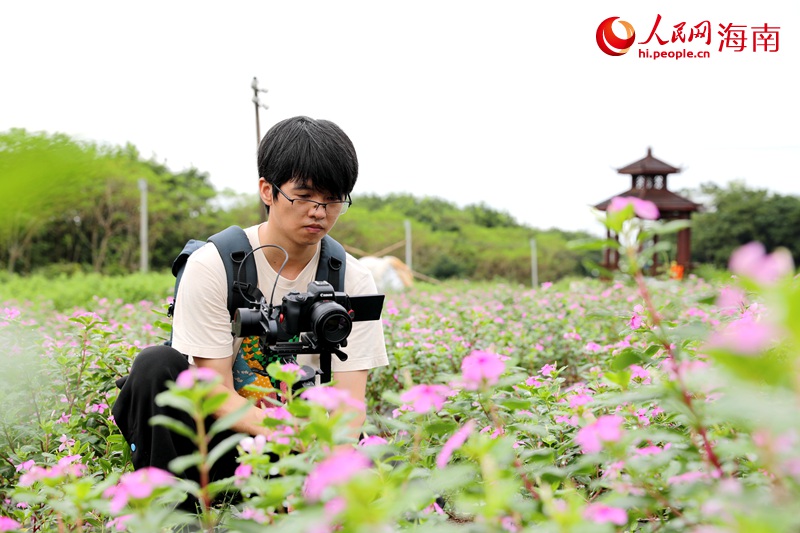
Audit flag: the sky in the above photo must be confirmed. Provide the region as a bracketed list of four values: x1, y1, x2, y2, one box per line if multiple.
[1, 1, 797, 236]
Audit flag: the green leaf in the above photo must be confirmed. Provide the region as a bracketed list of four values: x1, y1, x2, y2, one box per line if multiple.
[200, 392, 228, 418]
[567, 238, 620, 252]
[604, 370, 632, 389]
[644, 344, 661, 357]
[519, 447, 555, 463]
[423, 419, 458, 437]
[153, 392, 196, 414]
[708, 350, 794, 389]
[649, 219, 692, 235]
[149, 415, 197, 441]
[536, 466, 567, 484]
[207, 433, 247, 470]
[605, 205, 634, 233]
[208, 401, 252, 437]
[169, 452, 203, 474]
[497, 397, 533, 411]
[611, 348, 645, 371]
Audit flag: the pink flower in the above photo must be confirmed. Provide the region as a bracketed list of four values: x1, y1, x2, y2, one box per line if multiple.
[104, 467, 175, 513]
[629, 313, 643, 329]
[706, 314, 780, 355]
[540, 363, 556, 376]
[729, 242, 794, 285]
[583, 503, 627, 525]
[14, 460, 35, 472]
[0, 516, 21, 532]
[359, 435, 389, 446]
[437, 420, 476, 468]
[575, 415, 625, 454]
[501, 515, 520, 532]
[525, 376, 543, 387]
[234, 464, 252, 487]
[175, 366, 219, 388]
[90, 402, 109, 414]
[266, 425, 295, 445]
[667, 471, 707, 485]
[237, 507, 270, 524]
[107, 515, 133, 531]
[633, 444, 667, 456]
[58, 434, 75, 452]
[555, 414, 579, 427]
[301, 386, 365, 411]
[399, 384, 451, 414]
[262, 405, 292, 421]
[584, 342, 602, 352]
[239, 434, 268, 454]
[281, 362, 301, 373]
[460, 350, 505, 390]
[18, 456, 87, 486]
[2, 307, 21, 320]
[569, 393, 593, 409]
[716, 286, 747, 311]
[629, 365, 651, 384]
[304, 449, 371, 501]
[423, 501, 446, 515]
[608, 196, 660, 220]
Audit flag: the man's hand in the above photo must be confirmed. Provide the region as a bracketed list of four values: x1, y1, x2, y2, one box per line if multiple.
[192, 356, 270, 437]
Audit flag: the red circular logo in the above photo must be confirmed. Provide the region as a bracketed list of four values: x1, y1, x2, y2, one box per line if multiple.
[596, 16, 636, 56]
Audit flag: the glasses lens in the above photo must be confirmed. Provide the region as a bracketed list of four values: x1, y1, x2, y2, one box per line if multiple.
[291, 197, 350, 215]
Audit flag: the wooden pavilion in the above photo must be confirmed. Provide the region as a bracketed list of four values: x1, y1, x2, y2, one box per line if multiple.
[594, 148, 702, 275]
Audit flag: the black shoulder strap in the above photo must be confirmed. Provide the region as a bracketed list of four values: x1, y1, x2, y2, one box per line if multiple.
[316, 235, 346, 291]
[208, 226, 259, 320]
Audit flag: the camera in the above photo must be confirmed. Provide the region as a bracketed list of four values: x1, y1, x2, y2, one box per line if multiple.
[231, 281, 384, 382]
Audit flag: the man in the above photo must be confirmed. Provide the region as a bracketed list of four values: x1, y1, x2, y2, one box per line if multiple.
[112, 116, 388, 487]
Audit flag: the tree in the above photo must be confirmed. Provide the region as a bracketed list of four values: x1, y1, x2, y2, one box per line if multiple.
[690, 181, 800, 268]
[0, 129, 99, 272]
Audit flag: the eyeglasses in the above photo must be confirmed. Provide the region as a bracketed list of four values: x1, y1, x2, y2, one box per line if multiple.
[274, 185, 351, 215]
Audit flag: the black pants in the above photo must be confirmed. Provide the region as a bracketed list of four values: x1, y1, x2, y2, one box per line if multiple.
[111, 345, 240, 495]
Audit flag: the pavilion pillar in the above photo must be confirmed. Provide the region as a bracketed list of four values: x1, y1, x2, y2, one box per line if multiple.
[676, 217, 692, 270]
[651, 234, 659, 276]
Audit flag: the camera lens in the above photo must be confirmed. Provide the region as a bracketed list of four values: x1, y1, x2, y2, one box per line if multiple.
[232, 308, 264, 338]
[310, 301, 352, 345]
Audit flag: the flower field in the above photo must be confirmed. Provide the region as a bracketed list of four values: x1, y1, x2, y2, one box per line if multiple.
[1, 213, 799, 531]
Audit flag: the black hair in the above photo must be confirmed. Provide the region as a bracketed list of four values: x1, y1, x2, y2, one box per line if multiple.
[257, 116, 358, 204]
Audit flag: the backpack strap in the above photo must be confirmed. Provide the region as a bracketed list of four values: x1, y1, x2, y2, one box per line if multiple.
[167, 239, 207, 319]
[316, 235, 346, 292]
[207, 226, 259, 321]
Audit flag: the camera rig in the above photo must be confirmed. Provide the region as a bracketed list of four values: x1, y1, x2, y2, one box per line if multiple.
[232, 280, 384, 385]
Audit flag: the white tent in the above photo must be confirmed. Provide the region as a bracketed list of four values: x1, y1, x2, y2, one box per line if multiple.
[358, 255, 414, 292]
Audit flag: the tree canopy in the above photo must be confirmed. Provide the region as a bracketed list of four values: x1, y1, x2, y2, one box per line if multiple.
[689, 181, 800, 268]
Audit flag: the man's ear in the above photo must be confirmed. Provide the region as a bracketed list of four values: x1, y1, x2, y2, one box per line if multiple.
[258, 178, 273, 206]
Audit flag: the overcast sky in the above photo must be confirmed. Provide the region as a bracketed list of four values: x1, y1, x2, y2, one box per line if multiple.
[2, 1, 797, 235]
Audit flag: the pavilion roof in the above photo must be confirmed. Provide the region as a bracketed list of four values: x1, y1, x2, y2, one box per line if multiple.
[617, 147, 681, 175]
[594, 187, 702, 214]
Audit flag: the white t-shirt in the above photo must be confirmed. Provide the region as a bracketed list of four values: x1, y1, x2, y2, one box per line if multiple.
[171, 224, 388, 400]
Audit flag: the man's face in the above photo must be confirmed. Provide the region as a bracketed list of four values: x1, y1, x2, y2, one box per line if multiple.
[260, 178, 344, 246]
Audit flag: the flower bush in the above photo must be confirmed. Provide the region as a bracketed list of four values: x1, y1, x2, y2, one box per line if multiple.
[1, 202, 799, 531]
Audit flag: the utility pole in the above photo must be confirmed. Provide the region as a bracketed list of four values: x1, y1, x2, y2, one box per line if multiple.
[404, 219, 412, 271]
[138, 178, 149, 273]
[252, 77, 269, 145]
[252, 77, 270, 221]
